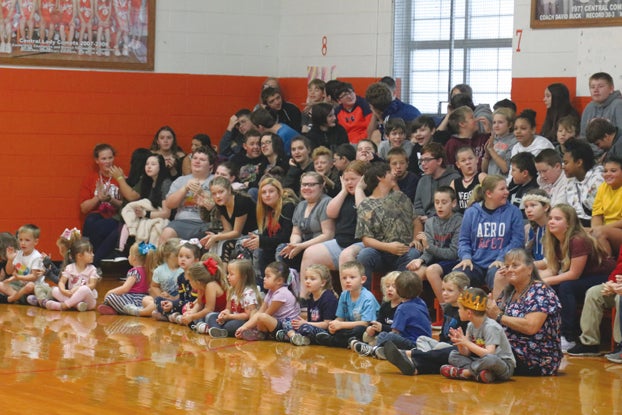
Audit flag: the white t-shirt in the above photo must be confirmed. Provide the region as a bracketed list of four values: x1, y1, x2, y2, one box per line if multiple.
[12, 249, 45, 284]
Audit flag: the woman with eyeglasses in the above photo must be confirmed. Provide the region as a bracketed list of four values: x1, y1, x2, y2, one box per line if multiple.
[279, 172, 335, 275]
[260, 132, 289, 175]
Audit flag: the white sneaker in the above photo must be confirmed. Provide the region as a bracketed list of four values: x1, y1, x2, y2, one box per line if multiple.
[561, 336, 576, 353]
[76, 302, 88, 312]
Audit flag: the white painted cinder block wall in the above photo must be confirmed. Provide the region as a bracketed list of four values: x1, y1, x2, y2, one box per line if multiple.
[513, 0, 622, 95]
[155, 0, 392, 78]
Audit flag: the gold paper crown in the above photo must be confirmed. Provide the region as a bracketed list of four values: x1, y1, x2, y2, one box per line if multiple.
[458, 291, 487, 312]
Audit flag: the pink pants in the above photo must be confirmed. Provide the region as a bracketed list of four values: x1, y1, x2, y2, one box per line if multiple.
[52, 286, 97, 310]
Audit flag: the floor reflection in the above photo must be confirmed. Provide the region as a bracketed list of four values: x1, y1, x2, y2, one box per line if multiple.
[1, 304, 621, 414]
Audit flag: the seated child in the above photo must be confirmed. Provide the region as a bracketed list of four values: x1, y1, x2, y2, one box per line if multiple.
[350, 271, 402, 356]
[0, 232, 19, 303]
[388, 147, 419, 201]
[383, 272, 470, 375]
[97, 242, 157, 315]
[508, 152, 538, 217]
[523, 189, 551, 264]
[276, 264, 338, 346]
[235, 261, 300, 341]
[206, 259, 262, 338]
[441, 287, 516, 383]
[535, 148, 568, 206]
[163, 242, 201, 321]
[482, 107, 516, 176]
[0, 224, 46, 304]
[354, 271, 432, 358]
[407, 186, 462, 302]
[408, 115, 436, 176]
[315, 261, 380, 348]
[555, 114, 579, 157]
[128, 238, 182, 319]
[444, 106, 489, 170]
[312, 146, 341, 197]
[46, 238, 100, 311]
[378, 118, 413, 160]
[176, 255, 227, 331]
[451, 146, 487, 214]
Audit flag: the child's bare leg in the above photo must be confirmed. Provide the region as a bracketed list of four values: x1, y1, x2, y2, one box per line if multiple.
[256, 313, 278, 333]
[0, 282, 16, 299]
[9, 281, 35, 303]
[424, 264, 444, 302]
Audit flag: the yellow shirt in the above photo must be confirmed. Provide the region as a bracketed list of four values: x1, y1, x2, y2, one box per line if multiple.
[592, 182, 622, 224]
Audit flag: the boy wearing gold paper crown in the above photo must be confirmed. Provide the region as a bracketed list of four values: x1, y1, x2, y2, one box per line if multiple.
[440, 287, 515, 383]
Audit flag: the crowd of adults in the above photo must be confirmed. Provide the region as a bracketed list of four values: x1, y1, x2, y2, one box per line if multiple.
[80, 73, 622, 373]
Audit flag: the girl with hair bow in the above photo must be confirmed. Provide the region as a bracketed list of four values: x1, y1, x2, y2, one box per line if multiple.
[170, 254, 227, 333]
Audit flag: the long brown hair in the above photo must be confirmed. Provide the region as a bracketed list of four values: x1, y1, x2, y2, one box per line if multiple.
[543, 204, 606, 274]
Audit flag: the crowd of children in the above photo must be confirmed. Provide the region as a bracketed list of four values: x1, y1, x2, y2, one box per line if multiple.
[4, 71, 622, 383]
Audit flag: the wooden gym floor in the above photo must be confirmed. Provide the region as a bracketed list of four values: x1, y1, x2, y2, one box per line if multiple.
[1, 277, 621, 415]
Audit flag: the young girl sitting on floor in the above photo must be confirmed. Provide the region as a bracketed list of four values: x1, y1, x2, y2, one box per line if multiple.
[46, 238, 100, 311]
[97, 241, 157, 315]
[206, 259, 262, 338]
[235, 261, 300, 341]
[276, 264, 338, 346]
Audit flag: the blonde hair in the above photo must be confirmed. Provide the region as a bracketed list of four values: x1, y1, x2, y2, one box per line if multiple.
[129, 242, 157, 283]
[543, 204, 606, 274]
[156, 238, 181, 265]
[312, 146, 332, 160]
[493, 107, 516, 132]
[380, 271, 400, 302]
[227, 259, 262, 307]
[469, 174, 506, 207]
[305, 264, 335, 294]
[442, 271, 470, 291]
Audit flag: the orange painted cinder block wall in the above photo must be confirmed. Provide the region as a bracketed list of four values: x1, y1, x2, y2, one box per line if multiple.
[0, 67, 376, 253]
[512, 76, 590, 129]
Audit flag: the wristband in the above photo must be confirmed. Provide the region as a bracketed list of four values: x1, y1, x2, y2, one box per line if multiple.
[145, 211, 151, 219]
[496, 311, 504, 324]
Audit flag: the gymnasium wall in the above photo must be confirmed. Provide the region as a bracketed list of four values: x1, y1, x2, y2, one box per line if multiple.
[0, 0, 389, 251]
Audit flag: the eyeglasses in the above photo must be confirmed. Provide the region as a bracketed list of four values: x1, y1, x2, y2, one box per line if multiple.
[300, 182, 321, 188]
[337, 90, 354, 101]
[419, 157, 439, 164]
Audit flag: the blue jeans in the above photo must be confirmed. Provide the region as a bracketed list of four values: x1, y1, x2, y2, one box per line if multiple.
[453, 263, 499, 289]
[555, 274, 608, 340]
[375, 331, 416, 350]
[356, 247, 421, 289]
[83, 213, 120, 265]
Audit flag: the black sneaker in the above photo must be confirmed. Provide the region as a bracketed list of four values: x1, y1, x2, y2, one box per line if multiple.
[567, 342, 601, 356]
[384, 341, 417, 375]
[315, 332, 332, 346]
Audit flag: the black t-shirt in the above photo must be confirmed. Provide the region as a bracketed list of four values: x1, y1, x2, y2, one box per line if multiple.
[335, 194, 360, 248]
[216, 194, 258, 234]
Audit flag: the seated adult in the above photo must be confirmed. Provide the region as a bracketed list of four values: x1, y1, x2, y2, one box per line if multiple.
[219, 109, 254, 159]
[200, 177, 257, 263]
[79, 143, 123, 265]
[299, 161, 368, 296]
[355, 162, 421, 289]
[158, 146, 216, 244]
[306, 102, 349, 152]
[242, 177, 298, 273]
[149, 126, 186, 179]
[110, 153, 172, 249]
[282, 135, 314, 196]
[262, 86, 302, 133]
[387, 248, 563, 377]
[279, 172, 335, 273]
[454, 175, 524, 288]
[181, 133, 212, 176]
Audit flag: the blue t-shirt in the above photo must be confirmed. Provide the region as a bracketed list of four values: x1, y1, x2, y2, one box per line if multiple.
[392, 297, 432, 342]
[336, 287, 380, 322]
[307, 289, 338, 322]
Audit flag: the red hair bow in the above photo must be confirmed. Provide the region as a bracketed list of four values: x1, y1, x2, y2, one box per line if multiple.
[203, 257, 219, 276]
